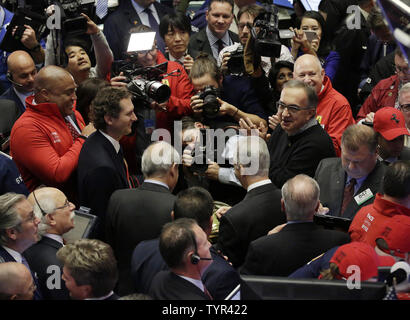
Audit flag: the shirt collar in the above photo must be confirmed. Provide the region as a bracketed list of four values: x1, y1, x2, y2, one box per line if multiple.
[2, 246, 22, 263]
[206, 25, 230, 46]
[289, 117, 317, 136]
[178, 274, 204, 292]
[168, 52, 185, 64]
[85, 291, 115, 300]
[247, 179, 271, 192]
[43, 234, 64, 246]
[13, 87, 32, 108]
[143, 179, 169, 190]
[99, 130, 121, 154]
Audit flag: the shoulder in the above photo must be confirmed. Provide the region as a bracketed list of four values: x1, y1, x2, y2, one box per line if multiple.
[316, 157, 341, 171]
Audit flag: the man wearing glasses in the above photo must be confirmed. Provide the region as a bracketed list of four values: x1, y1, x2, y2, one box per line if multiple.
[0, 192, 42, 299]
[398, 83, 410, 147]
[23, 187, 75, 300]
[357, 48, 410, 122]
[266, 79, 335, 188]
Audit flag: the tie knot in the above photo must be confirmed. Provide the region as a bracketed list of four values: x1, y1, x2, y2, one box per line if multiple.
[349, 178, 357, 186]
[144, 7, 152, 14]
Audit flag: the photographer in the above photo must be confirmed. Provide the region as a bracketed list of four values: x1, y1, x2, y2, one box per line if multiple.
[189, 53, 267, 130]
[45, 13, 113, 86]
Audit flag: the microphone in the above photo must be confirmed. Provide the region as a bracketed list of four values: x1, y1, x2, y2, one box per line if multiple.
[6, 73, 24, 88]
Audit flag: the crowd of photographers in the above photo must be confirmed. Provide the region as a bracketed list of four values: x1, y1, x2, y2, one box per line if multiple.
[0, 0, 409, 301]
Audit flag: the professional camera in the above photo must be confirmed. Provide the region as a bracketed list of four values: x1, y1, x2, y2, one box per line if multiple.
[227, 45, 245, 76]
[57, 0, 96, 37]
[198, 86, 220, 119]
[127, 78, 171, 104]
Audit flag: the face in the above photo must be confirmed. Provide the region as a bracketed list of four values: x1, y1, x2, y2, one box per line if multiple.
[51, 192, 76, 235]
[65, 46, 92, 75]
[395, 54, 410, 84]
[10, 58, 36, 93]
[399, 90, 410, 128]
[14, 270, 35, 300]
[378, 135, 404, 159]
[106, 98, 137, 139]
[191, 74, 220, 93]
[206, 2, 233, 38]
[43, 74, 77, 117]
[238, 13, 254, 46]
[300, 17, 322, 51]
[276, 67, 293, 92]
[294, 58, 325, 94]
[14, 199, 40, 251]
[62, 266, 87, 300]
[341, 144, 378, 179]
[164, 26, 190, 59]
[137, 43, 157, 68]
[278, 87, 315, 135]
[192, 225, 212, 275]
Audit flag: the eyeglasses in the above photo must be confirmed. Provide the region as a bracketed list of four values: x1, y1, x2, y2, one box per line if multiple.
[395, 65, 410, 74]
[137, 46, 157, 56]
[276, 101, 314, 114]
[399, 103, 410, 112]
[238, 22, 252, 30]
[21, 211, 37, 224]
[33, 191, 70, 216]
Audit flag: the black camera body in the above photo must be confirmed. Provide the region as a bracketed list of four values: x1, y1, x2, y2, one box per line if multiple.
[58, 0, 95, 37]
[227, 45, 245, 76]
[198, 86, 220, 119]
[127, 78, 171, 104]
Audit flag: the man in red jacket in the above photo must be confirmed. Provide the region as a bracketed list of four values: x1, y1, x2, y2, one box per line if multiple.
[10, 66, 95, 200]
[357, 48, 410, 122]
[293, 54, 355, 156]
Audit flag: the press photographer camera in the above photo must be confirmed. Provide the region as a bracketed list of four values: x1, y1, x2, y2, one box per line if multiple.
[56, 0, 96, 37]
[198, 85, 220, 119]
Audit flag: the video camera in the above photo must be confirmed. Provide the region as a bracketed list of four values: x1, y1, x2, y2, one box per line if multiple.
[56, 0, 96, 37]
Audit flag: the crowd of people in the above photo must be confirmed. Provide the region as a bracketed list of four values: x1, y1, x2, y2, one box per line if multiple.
[0, 0, 409, 301]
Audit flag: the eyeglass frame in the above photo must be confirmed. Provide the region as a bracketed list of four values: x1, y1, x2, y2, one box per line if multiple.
[136, 45, 158, 56]
[276, 101, 315, 114]
[399, 103, 410, 112]
[32, 191, 70, 217]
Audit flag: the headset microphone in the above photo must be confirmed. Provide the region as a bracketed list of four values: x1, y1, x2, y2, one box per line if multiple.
[190, 231, 213, 265]
[6, 72, 24, 88]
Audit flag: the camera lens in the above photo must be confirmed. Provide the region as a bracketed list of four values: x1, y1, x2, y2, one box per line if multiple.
[146, 81, 171, 103]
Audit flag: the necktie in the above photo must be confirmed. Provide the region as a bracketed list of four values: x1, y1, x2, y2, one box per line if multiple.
[96, 0, 109, 20]
[65, 119, 80, 141]
[22, 256, 43, 300]
[143, 7, 165, 54]
[118, 148, 132, 189]
[217, 39, 225, 54]
[340, 178, 356, 216]
[21, 256, 31, 272]
[203, 285, 213, 300]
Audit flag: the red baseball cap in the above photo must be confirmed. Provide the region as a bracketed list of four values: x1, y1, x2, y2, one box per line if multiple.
[376, 215, 410, 258]
[373, 107, 410, 141]
[330, 242, 379, 281]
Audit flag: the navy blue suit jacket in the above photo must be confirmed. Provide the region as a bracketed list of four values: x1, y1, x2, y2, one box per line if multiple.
[131, 238, 241, 300]
[0, 245, 43, 300]
[0, 87, 25, 114]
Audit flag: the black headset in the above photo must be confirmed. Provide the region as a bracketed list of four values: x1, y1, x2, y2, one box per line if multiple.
[189, 230, 212, 265]
[6, 72, 23, 87]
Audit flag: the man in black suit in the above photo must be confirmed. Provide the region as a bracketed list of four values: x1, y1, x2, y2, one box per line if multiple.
[0, 192, 42, 300]
[131, 187, 241, 300]
[103, 0, 174, 60]
[106, 141, 180, 296]
[149, 218, 214, 300]
[188, 0, 239, 60]
[23, 187, 75, 300]
[57, 239, 119, 300]
[0, 51, 36, 114]
[77, 87, 137, 240]
[315, 124, 386, 219]
[240, 174, 350, 276]
[216, 135, 286, 268]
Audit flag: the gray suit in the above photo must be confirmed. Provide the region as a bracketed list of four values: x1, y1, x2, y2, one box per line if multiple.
[314, 158, 386, 219]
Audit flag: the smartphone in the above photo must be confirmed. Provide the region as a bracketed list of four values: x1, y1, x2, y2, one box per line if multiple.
[304, 30, 318, 42]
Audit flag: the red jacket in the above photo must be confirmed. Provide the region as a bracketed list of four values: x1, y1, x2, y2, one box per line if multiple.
[356, 75, 399, 121]
[10, 96, 86, 192]
[348, 193, 410, 246]
[155, 51, 194, 132]
[317, 76, 355, 156]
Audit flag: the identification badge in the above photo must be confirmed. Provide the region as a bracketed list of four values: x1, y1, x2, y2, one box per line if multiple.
[354, 188, 374, 205]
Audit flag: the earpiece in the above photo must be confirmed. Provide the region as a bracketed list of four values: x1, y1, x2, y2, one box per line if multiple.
[6, 72, 23, 87]
[189, 230, 212, 265]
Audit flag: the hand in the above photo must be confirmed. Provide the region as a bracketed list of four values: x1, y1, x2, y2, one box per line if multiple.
[290, 27, 310, 52]
[317, 203, 330, 215]
[216, 98, 235, 117]
[215, 206, 231, 220]
[183, 55, 194, 74]
[81, 122, 96, 137]
[81, 13, 100, 35]
[190, 95, 203, 115]
[239, 117, 270, 140]
[221, 51, 231, 72]
[182, 142, 195, 167]
[205, 161, 220, 181]
[110, 72, 127, 87]
[17, 25, 39, 50]
[365, 112, 375, 123]
[268, 223, 286, 235]
[150, 100, 168, 112]
[268, 114, 280, 131]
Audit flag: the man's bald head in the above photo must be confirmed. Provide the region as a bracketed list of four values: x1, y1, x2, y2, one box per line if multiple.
[34, 65, 73, 93]
[0, 262, 34, 300]
[293, 54, 325, 94]
[6, 50, 36, 93]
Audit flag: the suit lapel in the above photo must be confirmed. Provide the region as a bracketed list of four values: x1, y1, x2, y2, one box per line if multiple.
[40, 236, 63, 250]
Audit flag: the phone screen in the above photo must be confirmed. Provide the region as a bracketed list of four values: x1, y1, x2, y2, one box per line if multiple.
[304, 30, 318, 42]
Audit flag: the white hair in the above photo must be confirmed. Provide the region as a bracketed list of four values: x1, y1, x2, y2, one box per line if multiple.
[233, 135, 270, 176]
[399, 82, 410, 102]
[141, 141, 181, 178]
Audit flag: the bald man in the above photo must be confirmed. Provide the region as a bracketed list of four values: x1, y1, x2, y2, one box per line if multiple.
[10, 66, 95, 200]
[0, 51, 36, 113]
[293, 54, 355, 156]
[23, 187, 75, 300]
[0, 262, 35, 300]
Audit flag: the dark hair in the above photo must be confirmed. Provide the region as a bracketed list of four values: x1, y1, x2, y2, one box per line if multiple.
[237, 4, 265, 21]
[76, 78, 109, 124]
[159, 218, 197, 269]
[283, 79, 318, 109]
[90, 87, 132, 131]
[208, 0, 234, 12]
[268, 60, 294, 93]
[62, 37, 92, 67]
[189, 52, 221, 82]
[382, 160, 410, 199]
[173, 187, 214, 231]
[298, 10, 331, 57]
[159, 12, 192, 39]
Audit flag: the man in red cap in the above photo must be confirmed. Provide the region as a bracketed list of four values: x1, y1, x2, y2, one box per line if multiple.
[349, 160, 410, 244]
[373, 107, 410, 164]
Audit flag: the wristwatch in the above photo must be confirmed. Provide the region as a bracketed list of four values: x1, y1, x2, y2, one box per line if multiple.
[30, 44, 41, 52]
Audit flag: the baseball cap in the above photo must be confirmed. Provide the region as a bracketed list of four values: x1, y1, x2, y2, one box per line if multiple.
[330, 242, 379, 281]
[376, 215, 410, 259]
[373, 107, 410, 141]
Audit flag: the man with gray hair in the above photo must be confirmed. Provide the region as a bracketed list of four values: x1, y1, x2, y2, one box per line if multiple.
[0, 192, 42, 299]
[398, 82, 410, 147]
[216, 136, 286, 268]
[106, 141, 180, 296]
[240, 174, 350, 276]
[0, 262, 35, 300]
[23, 187, 75, 300]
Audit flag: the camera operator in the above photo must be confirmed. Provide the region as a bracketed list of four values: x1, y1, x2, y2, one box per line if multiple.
[45, 12, 113, 86]
[189, 53, 267, 130]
